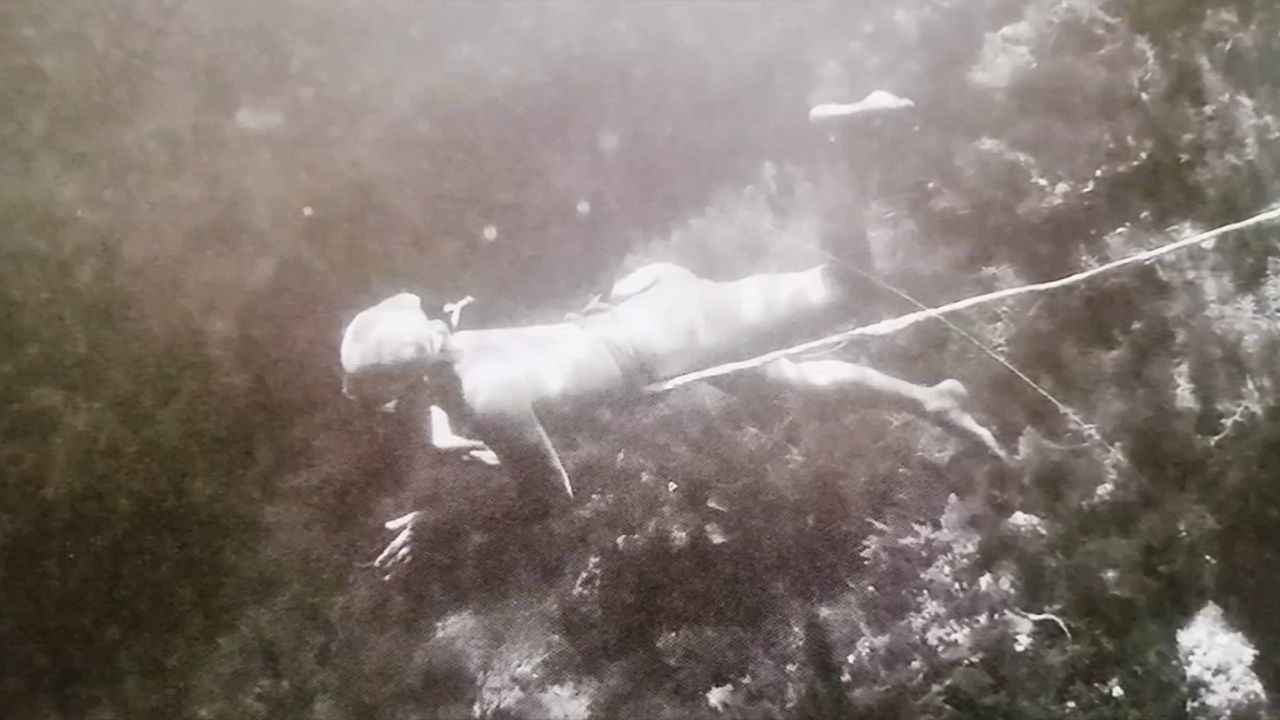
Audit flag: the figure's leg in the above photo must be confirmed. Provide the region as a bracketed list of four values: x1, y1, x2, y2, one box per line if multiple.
[762, 357, 1007, 462]
[808, 90, 917, 296]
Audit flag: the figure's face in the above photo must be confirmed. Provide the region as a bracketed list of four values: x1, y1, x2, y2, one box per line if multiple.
[339, 293, 448, 408]
[341, 365, 422, 410]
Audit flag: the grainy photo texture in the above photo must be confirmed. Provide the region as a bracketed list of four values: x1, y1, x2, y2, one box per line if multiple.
[4, 2, 1280, 719]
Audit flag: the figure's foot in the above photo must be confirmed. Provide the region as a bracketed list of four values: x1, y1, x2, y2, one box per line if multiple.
[809, 90, 916, 123]
[923, 379, 1010, 464]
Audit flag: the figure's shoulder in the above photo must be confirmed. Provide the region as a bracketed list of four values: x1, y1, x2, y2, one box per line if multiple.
[436, 333, 518, 409]
[444, 327, 515, 362]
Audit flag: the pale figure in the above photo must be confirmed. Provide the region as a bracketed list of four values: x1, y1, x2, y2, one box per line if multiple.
[338, 92, 1007, 568]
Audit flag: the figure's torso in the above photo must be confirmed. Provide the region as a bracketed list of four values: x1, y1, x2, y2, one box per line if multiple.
[444, 323, 631, 420]
[436, 263, 852, 419]
[580, 264, 850, 379]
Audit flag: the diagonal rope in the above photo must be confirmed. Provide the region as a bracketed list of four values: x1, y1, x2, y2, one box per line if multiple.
[789, 234, 1087, 427]
[847, 265, 1115, 452]
[645, 204, 1280, 394]
[757, 219, 1117, 455]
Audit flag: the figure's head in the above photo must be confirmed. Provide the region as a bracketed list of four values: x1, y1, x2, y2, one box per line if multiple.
[339, 292, 450, 407]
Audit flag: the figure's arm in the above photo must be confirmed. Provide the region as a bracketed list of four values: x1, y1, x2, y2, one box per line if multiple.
[427, 404, 499, 465]
[367, 406, 496, 575]
[371, 404, 569, 574]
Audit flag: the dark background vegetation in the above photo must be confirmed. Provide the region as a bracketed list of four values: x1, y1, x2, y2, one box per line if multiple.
[3, 1, 1280, 717]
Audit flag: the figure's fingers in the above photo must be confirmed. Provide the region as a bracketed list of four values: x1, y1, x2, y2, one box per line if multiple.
[374, 527, 413, 567]
[384, 511, 421, 531]
[468, 448, 501, 466]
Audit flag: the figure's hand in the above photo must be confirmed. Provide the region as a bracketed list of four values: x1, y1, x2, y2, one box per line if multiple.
[442, 295, 475, 329]
[428, 405, 500, 465]
[372, 511, 423, 577]
[436, 438, 500, 465]
[466, 447, 501, 466]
